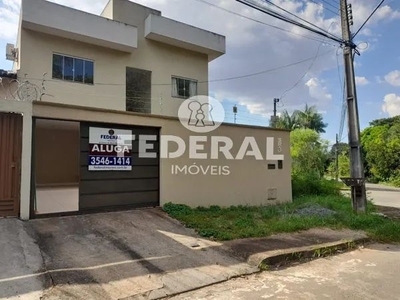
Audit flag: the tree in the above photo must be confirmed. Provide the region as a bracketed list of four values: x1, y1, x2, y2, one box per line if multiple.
[274, 110, 299, 130]
[296, 104, 328, 133]
[273, 104, 327, 133]
[369, 115, 400, 127]
[290, 129, 329, 178]
[361, 121, 400, 183]
[327, 153, 350, 178]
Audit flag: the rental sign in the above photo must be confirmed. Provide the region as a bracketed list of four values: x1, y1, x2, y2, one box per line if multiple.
[88, 127, 132, 171]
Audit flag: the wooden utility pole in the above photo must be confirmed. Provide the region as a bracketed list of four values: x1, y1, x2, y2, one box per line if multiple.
[335, 134, 339, 182]
[340, 0, 367, 213]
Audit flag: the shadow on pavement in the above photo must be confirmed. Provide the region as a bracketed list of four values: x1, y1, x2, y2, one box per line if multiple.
[0, 208, 256, 300]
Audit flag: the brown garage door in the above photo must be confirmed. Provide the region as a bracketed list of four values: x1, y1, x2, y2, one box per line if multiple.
[0, 113, 22, 217]
[79, 123, 160, 211]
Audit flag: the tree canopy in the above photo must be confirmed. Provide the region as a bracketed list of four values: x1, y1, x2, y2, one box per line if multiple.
[273, 104, 328, 133]
[291, 128, 329, 178]
[361, 119, 400, 184]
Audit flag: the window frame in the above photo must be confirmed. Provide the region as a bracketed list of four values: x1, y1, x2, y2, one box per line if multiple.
[171, 76, 198, 99]
[52, 53, 94, 85]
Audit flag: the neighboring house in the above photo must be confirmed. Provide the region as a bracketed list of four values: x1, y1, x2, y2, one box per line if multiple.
[12, 0, 226, 116]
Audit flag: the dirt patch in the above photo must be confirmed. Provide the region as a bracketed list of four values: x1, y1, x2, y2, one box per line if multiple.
[376, 206, 400, 220]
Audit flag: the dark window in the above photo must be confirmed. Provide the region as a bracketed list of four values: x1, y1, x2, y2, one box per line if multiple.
[172, 77, 197, 99]
[126, 67, 152, 114]
[52, 54, 63, 80]
[84, 61, 94, 84]
[52, 54, 94, 84]
[64, 56, 73, 81]
[74, 59, 84, 83]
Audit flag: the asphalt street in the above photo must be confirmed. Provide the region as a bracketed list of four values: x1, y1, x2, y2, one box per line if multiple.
[366, 183, 400, 209]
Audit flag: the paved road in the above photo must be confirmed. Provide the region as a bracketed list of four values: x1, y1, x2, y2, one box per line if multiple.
[366, 183, 400, 208]
[171, 244, 400, 300]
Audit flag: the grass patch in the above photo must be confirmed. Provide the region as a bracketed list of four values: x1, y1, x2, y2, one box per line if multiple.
[163, 195, 400, 243]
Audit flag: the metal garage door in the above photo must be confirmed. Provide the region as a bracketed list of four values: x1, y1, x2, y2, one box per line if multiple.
[0, 113, 22, 217]
[79, 123, 160, 211]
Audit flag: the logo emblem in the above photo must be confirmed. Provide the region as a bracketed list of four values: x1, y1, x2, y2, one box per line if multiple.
[178, 95, 225, 133]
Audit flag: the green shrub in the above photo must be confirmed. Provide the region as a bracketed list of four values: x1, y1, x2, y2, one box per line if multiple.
[292, 173, 341, 197]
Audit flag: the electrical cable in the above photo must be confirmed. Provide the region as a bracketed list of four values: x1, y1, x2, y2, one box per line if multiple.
[258, 0, 342, 39]
[339, 78, 347, 142]
[235, 0, 344, 44]
[353, 0, 386, 38]
[320, 0, 340, 11]
[193, 0, 338, 45]
[23, 49, 334, 87]
[309, 0, 340, 16]
[279, 22, 336, 100]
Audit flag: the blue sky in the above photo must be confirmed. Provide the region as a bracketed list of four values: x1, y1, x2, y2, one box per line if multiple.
[1, 0, 400, 147]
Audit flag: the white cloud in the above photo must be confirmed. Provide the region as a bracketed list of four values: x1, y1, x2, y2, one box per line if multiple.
[305, 78, 332, 102]
[355, 76, 369, 85]
[382, 94, 400, 117]
[385, 70, 400, 87]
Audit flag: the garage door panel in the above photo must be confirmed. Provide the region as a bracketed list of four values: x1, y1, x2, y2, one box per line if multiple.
[79, 123, 160, 211]
[80, 191, 159, 210]
[80, 166, 159, 180]
[80, 178, 159, 195]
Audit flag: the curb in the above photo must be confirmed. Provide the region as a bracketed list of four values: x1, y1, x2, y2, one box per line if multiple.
[249, 237, 370, 270]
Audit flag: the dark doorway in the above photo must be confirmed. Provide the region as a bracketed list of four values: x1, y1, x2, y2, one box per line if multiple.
[0, 113, 22, 217]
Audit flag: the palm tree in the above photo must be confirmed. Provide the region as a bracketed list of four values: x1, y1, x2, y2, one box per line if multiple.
[274, 110, 299, 130]
[296, 104, 327, 133]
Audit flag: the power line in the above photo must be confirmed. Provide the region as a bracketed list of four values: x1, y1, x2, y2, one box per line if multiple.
[309, 0, 340, 16]
[193, 0, 338, 45]
[279, 22, 336, 99]
[259, 0, 342, 39]
[235, 0, 344, 44]
[23, 49, 334, 87]
[279, 41, 324, 99]
[353, 0, 386, 38]
[206, 49, 334, 83]
[320, 0, 340, 11]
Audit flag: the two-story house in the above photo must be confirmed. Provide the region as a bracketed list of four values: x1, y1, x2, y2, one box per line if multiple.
[14, 0, 226, 116]
[0, 0, 292, 220]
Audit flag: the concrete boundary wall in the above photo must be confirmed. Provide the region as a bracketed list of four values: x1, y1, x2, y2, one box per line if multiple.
[32, 102, 292, 212]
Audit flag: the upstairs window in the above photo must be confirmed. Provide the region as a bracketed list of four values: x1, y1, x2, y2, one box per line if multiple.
[172, 77, 197, 99]
[52, 54, 94, 84]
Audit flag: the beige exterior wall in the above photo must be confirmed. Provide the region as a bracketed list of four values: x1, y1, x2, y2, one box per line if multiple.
[32, 102, 292, 211]
[17, 0, 210, 117]
[0, 99, 33, 220]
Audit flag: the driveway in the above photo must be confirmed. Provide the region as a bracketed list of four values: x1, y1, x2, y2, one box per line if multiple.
[0, 209, 257, 300]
